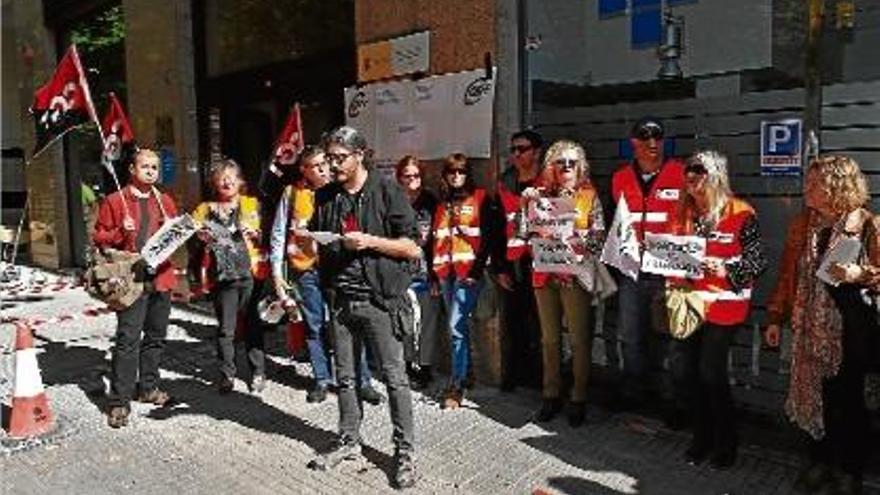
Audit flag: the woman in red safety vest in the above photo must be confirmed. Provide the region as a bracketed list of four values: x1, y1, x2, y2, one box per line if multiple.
[432, 153, 493, 409]
[521, 140, 606, 428]
[667, 150, 767, 470]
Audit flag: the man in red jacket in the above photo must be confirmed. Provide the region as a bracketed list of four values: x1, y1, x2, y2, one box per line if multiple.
[610, 118, 685, 413]
[93, 148, 178, 428]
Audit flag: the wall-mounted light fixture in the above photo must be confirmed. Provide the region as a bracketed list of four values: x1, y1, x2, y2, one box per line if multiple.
[657, 11, 684, 80]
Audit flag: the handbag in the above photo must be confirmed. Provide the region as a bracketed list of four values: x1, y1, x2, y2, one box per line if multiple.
[83, 248, 144, 310]
[664, 285, 706, 340]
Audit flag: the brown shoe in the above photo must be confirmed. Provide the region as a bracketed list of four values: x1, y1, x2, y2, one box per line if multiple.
[137, 389, 172, 406]
[107, 406, 130, 428]
[441, 387, 463, 410]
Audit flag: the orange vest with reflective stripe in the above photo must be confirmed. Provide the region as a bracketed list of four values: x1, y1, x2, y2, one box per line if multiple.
[532, 186, 598, 288]
[672, 198, 755, 325]
[432, 188, 487, 280]
[284, 185, 318, 273]
[611, 158, 685, 242]
[498, 184, 529, 261]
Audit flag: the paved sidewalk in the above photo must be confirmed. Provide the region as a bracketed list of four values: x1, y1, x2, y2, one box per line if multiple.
[1, 282, 879, 494]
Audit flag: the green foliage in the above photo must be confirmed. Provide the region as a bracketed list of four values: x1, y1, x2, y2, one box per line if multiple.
[69, 5, 125, 53]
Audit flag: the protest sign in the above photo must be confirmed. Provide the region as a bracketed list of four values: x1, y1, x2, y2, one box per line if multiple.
[141, 214, 198, 269]
[531, 238, 595, 291]
[600, 197, 641, 281]
[641, 233, 706, 279]
[816, 237, 862, 286]
[526, 197, 576, 239]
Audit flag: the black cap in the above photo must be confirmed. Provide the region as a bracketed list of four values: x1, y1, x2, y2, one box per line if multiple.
[630, 117, 664, 140]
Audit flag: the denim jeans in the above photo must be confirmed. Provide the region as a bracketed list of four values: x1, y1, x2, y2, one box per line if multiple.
[108, 290, 171, 408]
[616, 272, 666, 398]
[410, 279, 444, 367]
[295, 269, 372, 387]
[332, 298, 414, 453]
[440, 277, 483, 388]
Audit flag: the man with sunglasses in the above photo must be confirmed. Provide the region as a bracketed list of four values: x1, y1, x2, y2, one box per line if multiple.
[610, 117, 685, 416]
[494, 129, 545, 391]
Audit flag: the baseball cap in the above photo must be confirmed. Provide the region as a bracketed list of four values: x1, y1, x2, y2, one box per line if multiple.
[630, 117, 665, 140]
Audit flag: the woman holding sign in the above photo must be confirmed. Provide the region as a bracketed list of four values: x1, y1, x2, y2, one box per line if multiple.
[193, 159, 269, 395]
[521, 140, 605, 427]
[432, 153, 493, 409]
[667, 150, 767, 470]
[764, 156, 880, 494]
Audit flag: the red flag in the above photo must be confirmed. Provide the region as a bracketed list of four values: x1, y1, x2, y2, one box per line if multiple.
[271, 103, 304, 167]
[30, 45, 100, 158]
[101, 92, 135, 163]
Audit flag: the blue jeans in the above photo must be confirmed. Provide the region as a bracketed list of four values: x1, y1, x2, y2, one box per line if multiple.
[440, 277, 483, 388]
[295, 270, 372, 387]
[617, 272, 666, 398]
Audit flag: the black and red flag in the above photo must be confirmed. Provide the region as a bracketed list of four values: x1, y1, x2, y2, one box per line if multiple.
[271, 103, 304, 167]
[100, 92, 135, 165]
[30, 45, 100, 159]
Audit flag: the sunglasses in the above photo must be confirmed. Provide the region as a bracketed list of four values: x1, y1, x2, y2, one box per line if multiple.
[685, 164, 708, 176]
[400, 173, 421, 180]
[444, 168, 467, 176]
[510, 144, 533, 155]
[553, 158, 578, 170]
[634, 125, 664, 141]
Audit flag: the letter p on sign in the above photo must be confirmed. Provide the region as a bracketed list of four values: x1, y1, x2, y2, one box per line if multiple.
[761, 119, 802, 176]
[768, 125, 791, 153]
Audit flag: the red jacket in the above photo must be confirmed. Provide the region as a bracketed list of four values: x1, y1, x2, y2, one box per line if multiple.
[611, 158, 685, 242]
[93, 186, 179, 292]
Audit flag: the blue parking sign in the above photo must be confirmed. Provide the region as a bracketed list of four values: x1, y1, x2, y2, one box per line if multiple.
[760, 119, 802, 176]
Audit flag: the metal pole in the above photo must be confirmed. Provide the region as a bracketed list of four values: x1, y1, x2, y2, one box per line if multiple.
[804, 0, 825, 156]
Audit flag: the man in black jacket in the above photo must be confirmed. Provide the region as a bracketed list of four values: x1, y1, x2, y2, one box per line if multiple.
[303, 126, 420, 490]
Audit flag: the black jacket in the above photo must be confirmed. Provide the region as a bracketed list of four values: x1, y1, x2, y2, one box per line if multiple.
[310, 171, 418, 304]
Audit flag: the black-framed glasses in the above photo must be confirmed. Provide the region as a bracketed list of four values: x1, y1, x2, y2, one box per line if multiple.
[510, 144, 533, 155]
[634, 125, 664, 141]
[553, 158, 578, 170]
[325, 151, 354, 165]
[444, 168, 467, 177]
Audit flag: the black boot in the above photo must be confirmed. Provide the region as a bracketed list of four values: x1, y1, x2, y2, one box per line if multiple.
[534, 398, 562, 422]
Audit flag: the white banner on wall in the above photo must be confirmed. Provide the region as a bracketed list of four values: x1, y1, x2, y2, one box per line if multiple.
[344, 67, 496, 162]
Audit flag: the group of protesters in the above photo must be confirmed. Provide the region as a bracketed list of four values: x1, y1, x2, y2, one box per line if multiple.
[91, 117, 879, 493]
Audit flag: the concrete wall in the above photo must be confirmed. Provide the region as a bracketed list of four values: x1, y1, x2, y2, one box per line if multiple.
[122, 0, 200, 211]
[527, 0, 773, 86]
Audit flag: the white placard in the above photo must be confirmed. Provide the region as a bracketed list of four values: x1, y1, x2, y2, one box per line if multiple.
[817, 237, 862, 286]
[310, 231, 343, 245]
[531, 238, 596, 291]
[600, 197, 641, 281]
[140, 214, 198, 269]
[527, 197, 576, 239]
[641, 233, 706, 279]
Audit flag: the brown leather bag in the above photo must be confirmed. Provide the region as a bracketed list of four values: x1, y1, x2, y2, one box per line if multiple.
[84, 248, 144, 310]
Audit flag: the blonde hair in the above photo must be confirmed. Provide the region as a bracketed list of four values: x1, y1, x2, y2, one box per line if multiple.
[541, 140, 591, 193]
[679, 150, 733, 227]
[808, 155, 869, 215]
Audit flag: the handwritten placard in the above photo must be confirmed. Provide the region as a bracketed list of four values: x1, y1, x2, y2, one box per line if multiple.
[641, 233, 706, 279]
[141, 214, 198, 269]
[527, 197, 576, 239]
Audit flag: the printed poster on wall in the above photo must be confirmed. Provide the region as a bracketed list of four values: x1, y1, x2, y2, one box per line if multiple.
[344, 67, 496, 162]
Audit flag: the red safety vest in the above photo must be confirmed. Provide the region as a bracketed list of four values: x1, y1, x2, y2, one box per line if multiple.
[672, 198, 756, 326]
[611, 158, 685, 242]
[498, 184, 529, 261]
[432, 189, 487, 280]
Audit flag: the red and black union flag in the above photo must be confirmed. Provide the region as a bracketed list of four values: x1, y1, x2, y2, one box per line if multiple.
[271, 103, 304, 167]
[101, 92, 135, 165]
[30, 45, 100, 159]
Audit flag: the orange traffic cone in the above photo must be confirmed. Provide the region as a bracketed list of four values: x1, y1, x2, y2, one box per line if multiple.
[7, 322, 55, 438]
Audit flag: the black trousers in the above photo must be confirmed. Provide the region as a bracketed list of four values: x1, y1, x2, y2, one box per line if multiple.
[212, 277, 265, 380]
[108, 291, 171, 408]
[499, 257, 542, 388]
[669, 322, 738, 457]
[809, 284, 875, 477]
